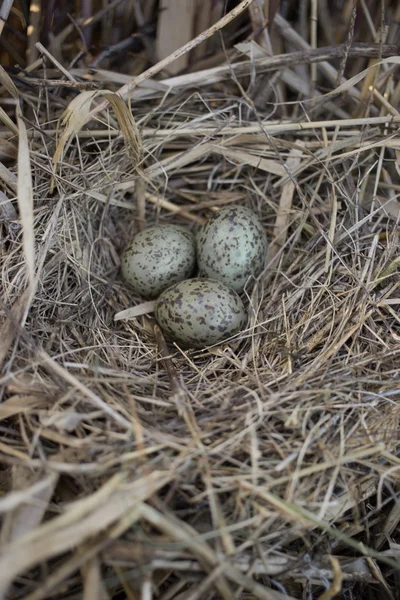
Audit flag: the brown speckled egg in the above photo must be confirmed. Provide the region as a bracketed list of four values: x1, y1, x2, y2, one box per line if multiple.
[121, 225, 196, 299]
[155, 278, 247, 348]
[197, 206, 268, 292]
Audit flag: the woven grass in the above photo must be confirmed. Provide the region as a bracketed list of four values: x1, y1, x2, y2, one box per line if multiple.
[0, 1, 400, 599]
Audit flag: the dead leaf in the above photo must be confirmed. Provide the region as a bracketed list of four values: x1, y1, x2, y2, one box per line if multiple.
[0, 467, 58, 544]
[52, 90, 142, 191]
[0, 394, 47, 420]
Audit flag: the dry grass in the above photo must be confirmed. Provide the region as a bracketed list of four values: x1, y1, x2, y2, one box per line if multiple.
[0, 1, 400, 599]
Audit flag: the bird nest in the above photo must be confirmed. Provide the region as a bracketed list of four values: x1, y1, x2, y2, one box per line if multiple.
[0, 1, 399, 599]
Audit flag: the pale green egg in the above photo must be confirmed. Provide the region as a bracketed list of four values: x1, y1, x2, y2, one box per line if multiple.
[155, 278, 247, 348]
[121, 225, 196, 299]
[197, 206, 268, 292]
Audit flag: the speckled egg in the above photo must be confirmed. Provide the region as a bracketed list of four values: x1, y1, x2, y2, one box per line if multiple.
[155, 278, 247, 348]
[197, 206, 268, 292]
[121, 225, 196, 298]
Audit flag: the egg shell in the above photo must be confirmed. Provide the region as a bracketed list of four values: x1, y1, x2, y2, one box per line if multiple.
[155, 278, 247, 348]
[197, 206, 268, 292]
[121, 225, 196, 299]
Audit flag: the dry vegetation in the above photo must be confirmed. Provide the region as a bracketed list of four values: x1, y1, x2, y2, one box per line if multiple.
[0, 0, 400, 598]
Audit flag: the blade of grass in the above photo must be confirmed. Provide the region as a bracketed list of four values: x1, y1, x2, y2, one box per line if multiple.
[16, 105, 35, 292]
